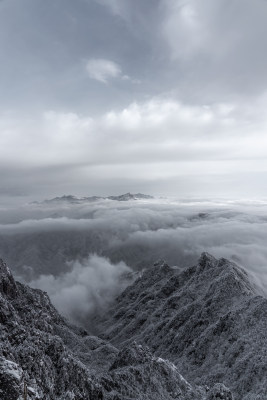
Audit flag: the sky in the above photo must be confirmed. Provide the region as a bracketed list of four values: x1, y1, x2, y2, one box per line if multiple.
[1, 0, 267, 202]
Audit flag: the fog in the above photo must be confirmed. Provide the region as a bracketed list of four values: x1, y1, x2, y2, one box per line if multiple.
[1, 196, 267, 323]
[28, 254, 131, 325]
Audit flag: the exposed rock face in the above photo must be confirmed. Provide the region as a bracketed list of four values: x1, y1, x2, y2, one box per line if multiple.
[96, 254, 267, 400]
[0, 258, 104, 399]
[0, 259, 18, 299]
[0, 256, 230, 400]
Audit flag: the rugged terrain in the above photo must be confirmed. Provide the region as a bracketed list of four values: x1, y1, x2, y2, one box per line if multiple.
[1, 253, 266, 399]
[96, 253, 267, 399]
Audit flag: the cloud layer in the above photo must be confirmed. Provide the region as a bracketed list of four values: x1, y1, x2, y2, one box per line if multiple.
[1, 197, 267, 322]
[1, 197, 267, 281]
[29, 254, 131, 325]
[1, 95, 267, 199]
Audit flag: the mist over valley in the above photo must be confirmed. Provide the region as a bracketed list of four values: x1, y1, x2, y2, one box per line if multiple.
[0, 194, 267, 325]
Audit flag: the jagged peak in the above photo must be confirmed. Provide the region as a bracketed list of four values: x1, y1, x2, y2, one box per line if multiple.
[0, 258, 18, 299]
[198, 252, 217, 267]
[140, 259, 172, 282]
[0, 258, 12, 277]
[154, 259, 168, 267]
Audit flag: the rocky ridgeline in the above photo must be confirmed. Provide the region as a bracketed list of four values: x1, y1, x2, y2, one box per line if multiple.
[1, 253, 266, 399]
[96, 253, 267, 400]
[40, 192, 154, 204]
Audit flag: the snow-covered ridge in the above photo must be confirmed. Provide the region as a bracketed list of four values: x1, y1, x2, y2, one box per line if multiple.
[95, 253, 267, 400]
[0, 254, 217, 400]
[1, 253, 266, 399]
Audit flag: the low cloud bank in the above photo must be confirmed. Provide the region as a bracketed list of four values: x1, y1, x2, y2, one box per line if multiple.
[29, 254, 131, 325]
[1, 197, 267, 319]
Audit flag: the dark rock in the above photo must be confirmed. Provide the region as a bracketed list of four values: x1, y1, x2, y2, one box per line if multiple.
[0, 259, 18, 299]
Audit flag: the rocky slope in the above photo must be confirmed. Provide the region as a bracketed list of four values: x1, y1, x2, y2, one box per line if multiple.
[95, 253, 267, 400]
[0, 257, 233, 400]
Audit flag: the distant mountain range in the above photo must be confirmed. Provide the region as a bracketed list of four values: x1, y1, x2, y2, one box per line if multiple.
[36, 192, 154, 204]
[1, 254, 267, 399]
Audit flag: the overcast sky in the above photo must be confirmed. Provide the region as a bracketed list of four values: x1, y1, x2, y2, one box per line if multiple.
[1, 0, 267, 202]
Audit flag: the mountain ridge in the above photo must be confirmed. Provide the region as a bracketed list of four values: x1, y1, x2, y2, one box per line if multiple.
[34, 192, 154, 205]
[95, 253, 267, 399]
[0, 255, 235, 400]
[1, 254, 266, 399]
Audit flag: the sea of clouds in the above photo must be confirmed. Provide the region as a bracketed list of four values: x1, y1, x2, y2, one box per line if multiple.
[0, 196, 267, 324]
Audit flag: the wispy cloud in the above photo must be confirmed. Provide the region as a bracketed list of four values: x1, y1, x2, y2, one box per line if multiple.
[86, 58, 139, 84]
[86, 58, 122, 83]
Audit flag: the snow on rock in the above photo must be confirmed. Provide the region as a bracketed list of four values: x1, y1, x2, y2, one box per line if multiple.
[206, 383, 233, 400]
[96, 252, 267, 400]
[0, 358, 23, 400]
[3, 252, 265, 399]
[0, 256, 221, 400]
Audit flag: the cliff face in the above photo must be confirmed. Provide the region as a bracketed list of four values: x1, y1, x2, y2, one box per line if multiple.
[2, 253, 265, 399]
[0, 259, 104, 400]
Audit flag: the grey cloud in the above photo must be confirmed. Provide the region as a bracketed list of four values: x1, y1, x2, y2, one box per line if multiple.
[1, 0, 267, 117]
[1, 1, 267, 201]
[86, 59, 122, 83]
[2, 198, 267, 282]
[1, 96, 267, 200]
[161, 0, 267, 99]
[28, 254, 131, 325]
[2, 198, 267, 323]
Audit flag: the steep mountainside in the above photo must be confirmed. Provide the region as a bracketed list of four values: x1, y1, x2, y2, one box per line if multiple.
[0, 258, 233, 400]
[96, 253, 267, 400]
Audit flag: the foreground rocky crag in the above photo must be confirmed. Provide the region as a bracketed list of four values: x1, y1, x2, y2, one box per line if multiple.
[96, 253, 267, 400]
[0, 257, 233, 400]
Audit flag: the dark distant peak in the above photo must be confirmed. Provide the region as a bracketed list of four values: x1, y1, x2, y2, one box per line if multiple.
[37, 193, 154, 204]
[59, 195, 75, 200]
[0, 259, 18, 299]
[42, 195, 81, 204]
[189, 212, 210, 222]
[135, 192, 154, 199]
[108, 192, 154, 201]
